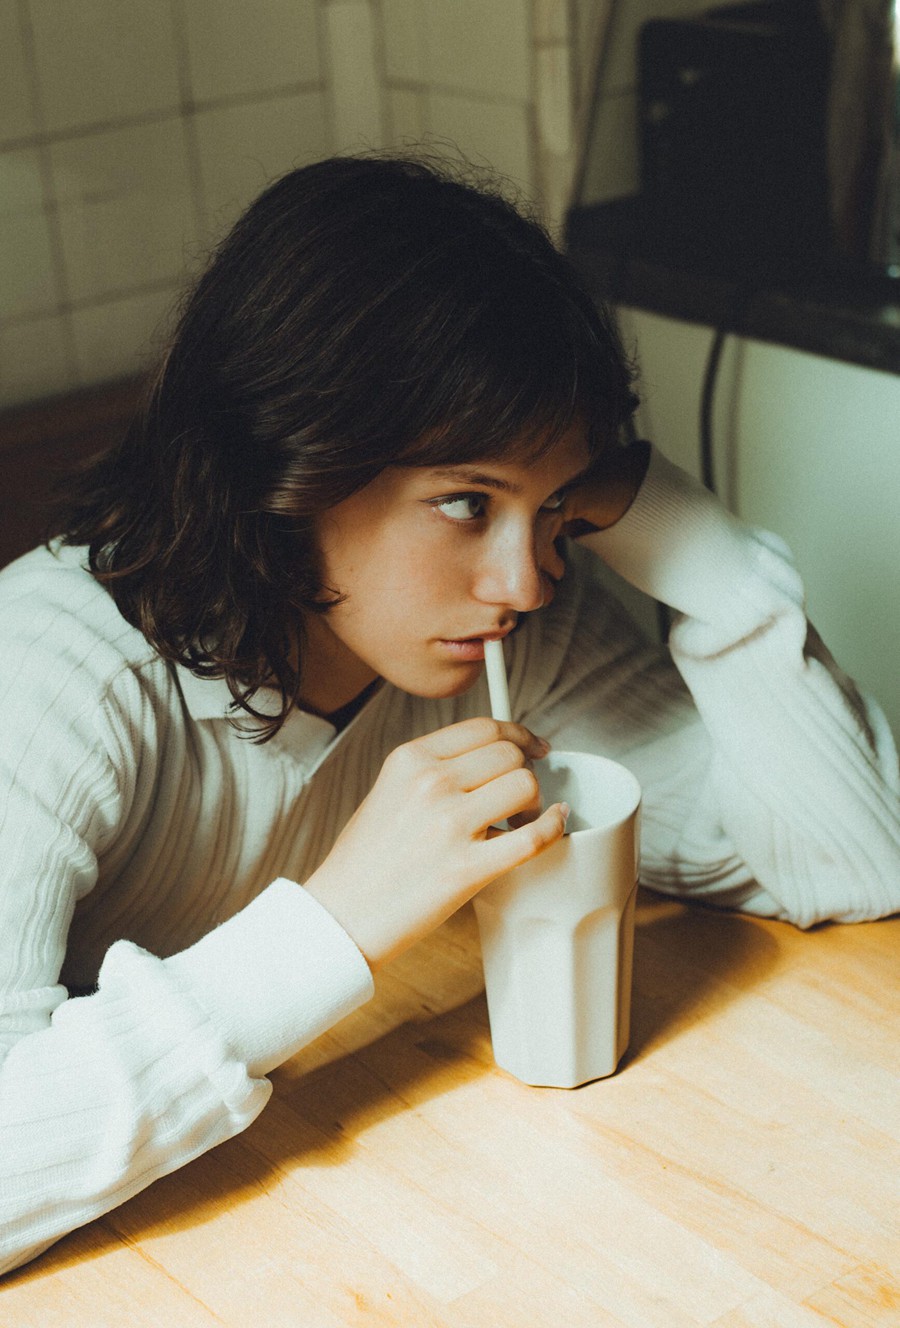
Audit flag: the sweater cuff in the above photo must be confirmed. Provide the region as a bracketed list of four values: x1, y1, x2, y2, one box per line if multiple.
[165, 878, 375, 1078]
[580, 445, 804, 647]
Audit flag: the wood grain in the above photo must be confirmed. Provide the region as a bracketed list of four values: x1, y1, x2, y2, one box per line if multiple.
[3, 894, 898, 1326]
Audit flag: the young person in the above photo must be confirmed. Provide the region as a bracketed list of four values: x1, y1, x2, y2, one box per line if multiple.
[1, 155, 898, 1277]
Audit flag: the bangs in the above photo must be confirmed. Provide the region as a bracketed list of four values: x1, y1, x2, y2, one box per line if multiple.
[395, 379, 593, 472]
[386, 269, 619, 472]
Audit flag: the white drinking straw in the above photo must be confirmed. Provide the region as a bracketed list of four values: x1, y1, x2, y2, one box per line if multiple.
[484, 637, 512, 722]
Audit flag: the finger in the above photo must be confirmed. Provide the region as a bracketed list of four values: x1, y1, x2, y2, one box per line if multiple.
[565, 441, 651, 533]
[507, 803, 542, 828]
[450, 739, 531, 793]
[479, 803, 570, 876]
[415, 716, 550, 762]
[465, 765, 542, 833]
[505, 762, 543, 825]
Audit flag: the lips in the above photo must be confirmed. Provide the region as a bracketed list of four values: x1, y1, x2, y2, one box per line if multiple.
[436, 629, 514, 663]
[446, 628, 513, 644]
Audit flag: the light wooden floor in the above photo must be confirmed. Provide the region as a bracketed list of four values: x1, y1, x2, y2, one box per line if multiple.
[4, 894, 899, 1327]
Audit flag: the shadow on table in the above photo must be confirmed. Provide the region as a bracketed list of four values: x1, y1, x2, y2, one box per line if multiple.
[623, 890, 782, 1067]
[11, 897, 782, 1283]
[7, 990, 496, 1284]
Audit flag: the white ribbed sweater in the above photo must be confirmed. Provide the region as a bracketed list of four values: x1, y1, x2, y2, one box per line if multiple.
[2, 448, 898, 1275]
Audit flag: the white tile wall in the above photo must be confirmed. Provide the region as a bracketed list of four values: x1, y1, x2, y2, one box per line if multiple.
[534, 0, 571, 45]
[0, 0, 592, 409]
[571, 0, 615, 112]
[0, 147, 59, 319]
[183, 0, 321, 103]
[29, 0, 182, 134]
[534, 39, 577, 238]
[384, 0, 534, 101]
[0, 313, 75, 404]
[426, 92, 533, 196]
[323, 0, 385, 150]
[425, 0, 531, 103]
[0, 142, 47, 217]
[536, 42, 574, 157]
[380, 0, 558, 221]
[194, 90, 330, 237]
[71, 287, 177, 385]
[0, 3, 39, 144]
[49, 118, 197, 303]
[382, 0, 426, 83]
[386, 86, 427, 145]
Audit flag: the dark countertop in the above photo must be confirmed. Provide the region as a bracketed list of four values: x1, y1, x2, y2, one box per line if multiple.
[565, 198, 900, 377]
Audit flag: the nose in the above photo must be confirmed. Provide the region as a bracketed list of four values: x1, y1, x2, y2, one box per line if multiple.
[473, 522, 565, 611]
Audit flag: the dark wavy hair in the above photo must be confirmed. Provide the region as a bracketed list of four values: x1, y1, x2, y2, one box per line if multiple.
[59, 153, 638, 739]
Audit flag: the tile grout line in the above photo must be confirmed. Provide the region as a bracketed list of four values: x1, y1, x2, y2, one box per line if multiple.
[0, 78, 330, 158]
[14, 0, 79, 387]
[168, 0, 207, 254]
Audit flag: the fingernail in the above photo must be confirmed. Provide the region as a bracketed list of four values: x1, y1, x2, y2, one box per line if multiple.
[559, 802, 571, 824]
[533, 736, 551, 755]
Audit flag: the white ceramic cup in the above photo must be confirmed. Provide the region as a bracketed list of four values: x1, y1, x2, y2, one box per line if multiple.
[473, 750, 642, 1088]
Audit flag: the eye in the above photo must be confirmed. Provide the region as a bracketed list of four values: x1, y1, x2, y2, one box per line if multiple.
[430, 492, 488, 522]
[540, 490, 566, 512]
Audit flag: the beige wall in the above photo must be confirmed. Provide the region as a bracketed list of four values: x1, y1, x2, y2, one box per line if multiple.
[615, 306, 900, 741]
[0, 0, 585, 411]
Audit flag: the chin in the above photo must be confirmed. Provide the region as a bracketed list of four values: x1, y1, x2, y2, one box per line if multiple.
[395, 664, 482, 701]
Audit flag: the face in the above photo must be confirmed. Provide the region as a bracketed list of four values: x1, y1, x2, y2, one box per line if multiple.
[299, 424, 592, 714]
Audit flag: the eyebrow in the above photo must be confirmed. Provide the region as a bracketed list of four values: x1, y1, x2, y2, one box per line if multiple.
[430, 468, 521, 493]
[429, 462, 593, 493]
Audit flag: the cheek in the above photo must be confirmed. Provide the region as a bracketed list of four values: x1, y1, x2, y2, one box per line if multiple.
[323, 513, 473, 623]
[385, 561, 456, 617]
[341, 537, 437, 617]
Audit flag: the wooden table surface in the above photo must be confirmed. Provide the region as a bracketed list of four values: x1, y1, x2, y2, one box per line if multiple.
[4, 894, 899, 1328]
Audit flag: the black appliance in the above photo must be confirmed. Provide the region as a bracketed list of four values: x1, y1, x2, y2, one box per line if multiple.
[637, 1, 831, 279]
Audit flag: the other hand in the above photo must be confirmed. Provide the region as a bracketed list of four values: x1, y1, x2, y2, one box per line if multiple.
[561, 439, 651, 537]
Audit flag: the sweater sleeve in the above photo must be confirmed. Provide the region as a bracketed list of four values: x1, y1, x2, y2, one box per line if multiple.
[577, 445, 900, 927]
[0, 627, 373, 1277]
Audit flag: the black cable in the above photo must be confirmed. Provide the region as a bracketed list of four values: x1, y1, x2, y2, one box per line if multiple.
[699, 324, 728, 494]
[656, 319, 730, 643]
[621, 389, 671, 641]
